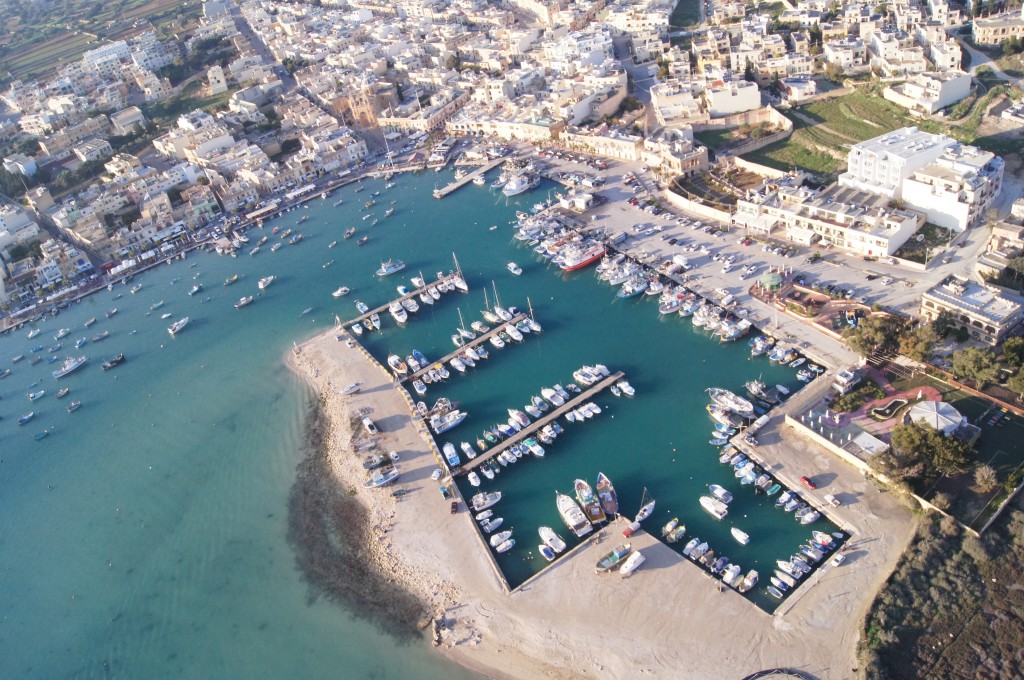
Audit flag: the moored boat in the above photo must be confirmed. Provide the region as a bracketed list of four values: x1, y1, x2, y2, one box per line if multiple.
[52, 355, 87, 379]
[596, 472, 618, 516]
[699, 495, 729, 520]
[574, 479, 607, 525]
[556, 491, 593, 537]
[619, 550, 646, 577]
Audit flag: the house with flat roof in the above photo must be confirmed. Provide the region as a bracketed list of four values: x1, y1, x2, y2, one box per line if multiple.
[921, 276, 1023, 345]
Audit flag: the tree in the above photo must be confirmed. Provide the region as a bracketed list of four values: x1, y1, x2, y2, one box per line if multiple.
[951, 346, 999, 389]
[823, 62, 845, 83]
[1007, 370, 1024, 399]
[899, 323, 938, 361]
[1002, 337, 1024, 367]
[975, 464, 999, 492]
[744, 58, 755, 83]
[932, 309, 958, 338]
[842, 314, 905, 357]
[891, 421, 971, 476]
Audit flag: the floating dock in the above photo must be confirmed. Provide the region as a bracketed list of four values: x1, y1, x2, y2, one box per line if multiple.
[341, 272, 466, 329]
[457, 371, 625, 474]
[404, 314, 529, 383]
[432, 158, 506, 199]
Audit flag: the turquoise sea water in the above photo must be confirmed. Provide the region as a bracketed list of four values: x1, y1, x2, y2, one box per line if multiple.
[0, 169, 833, 677]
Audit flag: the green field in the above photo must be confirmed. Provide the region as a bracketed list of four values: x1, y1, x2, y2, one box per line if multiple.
[0, 0, 202, 82]
[669, 0, 701, 27]
[743, 90, 951, 179]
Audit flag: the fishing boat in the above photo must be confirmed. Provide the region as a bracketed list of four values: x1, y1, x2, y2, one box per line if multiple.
[235, 296, 254, 309]
[28, 390, 46, 401]
[168, 317, 190, 336]
[224, 274, 239, 286]
[130, 284, 143, 294]
[101, 353, 125, 370]
[34, 429, 50, 441]
[67, 401, 81, 413]
[699, 495, 729, 520]
[84, 317, 97, 328]
[258, 276, 275, 290]
[707, 387, 755, 417]
[596, 472, 618, 516]
[18, 412, 35, 425]
[27, 328, 42, 339]
[51, 356, 87, 379]
[731, 527, 750, 545]
[92, 330, 110, 342]
[595, 544, 632, 573]
[556, 492, 593, 537]
[574, 479, 606, 525]
[106, 308, 117, 318]
[188, 284, 203, 296]
[471, 491, 501, 511]
[737, 570, 759, 593]
[619, 550, 646, 577]
[538, 526, 567, 553]
[376, 259, 406, 276]
[506, 262, 522, 276]
[666, 525, 687, 543]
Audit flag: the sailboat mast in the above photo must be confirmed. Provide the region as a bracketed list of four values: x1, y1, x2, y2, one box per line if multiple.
[527, 296, 535, 319]
[492, 280, 501, 308]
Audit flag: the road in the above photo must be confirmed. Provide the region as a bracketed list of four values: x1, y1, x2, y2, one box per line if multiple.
[230, 4, 295, 91]
[954, 34, 1024, 88]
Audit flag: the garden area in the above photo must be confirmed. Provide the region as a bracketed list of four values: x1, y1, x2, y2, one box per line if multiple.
[141, 80, 235, 126]
[880, 371, 1024, 532]
[694, 122, 783, 156]
[668, 171, 739, 210]
[892, 222, 955, 264]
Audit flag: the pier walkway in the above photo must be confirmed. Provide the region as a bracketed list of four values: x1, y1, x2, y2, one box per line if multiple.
[341, 273, 465, 329]
[432, 158, 505, 199]
[457, 371, 625, 474]
[404, 314, 528, 382]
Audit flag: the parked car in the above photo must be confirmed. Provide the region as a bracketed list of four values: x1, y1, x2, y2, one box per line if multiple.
[800, 475, 817, 490]
[830, 553, 846, 567]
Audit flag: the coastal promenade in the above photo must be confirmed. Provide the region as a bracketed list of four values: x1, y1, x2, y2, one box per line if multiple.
[432, 158, 505, 199]
[458, 370, 625, 475]
[340, 273, 466, 329]
[403, 313, 528, 382]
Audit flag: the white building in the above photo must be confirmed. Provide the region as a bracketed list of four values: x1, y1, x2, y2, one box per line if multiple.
[901, 145, 1004, 232]
[882, 70, 971, 114]
[824, 38, 867, 69]
[704, 78, 760, 117]
[838, 126, 954, 199]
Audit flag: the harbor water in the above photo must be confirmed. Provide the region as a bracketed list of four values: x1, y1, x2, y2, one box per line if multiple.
[0, 168, 834, 677]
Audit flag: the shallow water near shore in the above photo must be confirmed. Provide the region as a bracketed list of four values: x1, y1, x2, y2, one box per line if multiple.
[0, 168, 834, 676]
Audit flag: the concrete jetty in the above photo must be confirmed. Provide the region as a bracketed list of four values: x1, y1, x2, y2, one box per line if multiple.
[404, 314, 529, 382]
[457, 371, 625, 474]
[341, 272, 466, 329]
[432, 158, 505, 199]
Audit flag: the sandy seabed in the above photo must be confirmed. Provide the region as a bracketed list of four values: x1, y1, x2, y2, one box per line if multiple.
[287, 329, 914, 680]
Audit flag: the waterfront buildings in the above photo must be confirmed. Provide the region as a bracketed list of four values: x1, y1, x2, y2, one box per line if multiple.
[920, 276, 1024, 345]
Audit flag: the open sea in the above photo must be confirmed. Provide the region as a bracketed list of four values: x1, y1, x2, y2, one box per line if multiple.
[0, 168, 835, 678]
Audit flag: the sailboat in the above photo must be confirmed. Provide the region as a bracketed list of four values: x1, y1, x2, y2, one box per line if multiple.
[456, 308, 475, 341]
[635, 487, 655, 523]
[481, 287, 500, 324]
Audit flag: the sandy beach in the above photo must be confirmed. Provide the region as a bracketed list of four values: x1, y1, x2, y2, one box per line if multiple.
[288, 329, 914, 679]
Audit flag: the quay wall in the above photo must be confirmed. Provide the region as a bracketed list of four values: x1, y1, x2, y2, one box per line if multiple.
[660, 188, 733, 224]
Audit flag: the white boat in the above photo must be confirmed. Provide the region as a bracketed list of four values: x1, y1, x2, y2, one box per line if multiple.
[707, 387, 755, 417]
[709, 484, 733, 504]
[699, 495, 729, 520]
[538, 526, 567, 553]
[389, 302, 408, 324]
[619, 550, 646, 577]
[495, 538, 515, 553]
[235, 296, 254, 309]
[502, 172, 540, 197]
[480, 517, 503, 534]
[430, 409, 467, 434]
[468, 472, 481, 487]
[460, 441, 477, 460]
[506, 262, 522, 276]
[471, 491, 501, 511]
[541, 387, 564, 407]
[363, 466, 400, 488]
[635, 498, 655, 523]
[168, 317, 190, 336]
[722, 563, 743, 587]
[258, 276, 275, 290]
[339, 382, 362, 395]
[489, 530, 512, 548]
[616, 380, 635, 397]
[52, 356, 87, 380]
[556, 492, 593, 537]
[376, 259, 406, 276]
[731, 528, 750, 545]
[332, 286, 350, 298]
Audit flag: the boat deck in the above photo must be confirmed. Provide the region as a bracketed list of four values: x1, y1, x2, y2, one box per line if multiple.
[457, 371, 625, 475]
[341, 272, 466, 329]
[432, 158, 506, 199]
[404, 313, 529, 382]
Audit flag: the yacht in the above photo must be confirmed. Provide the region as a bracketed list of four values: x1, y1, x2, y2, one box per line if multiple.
[332, 286, 350, 298]
[699, 495, 729, 520]
[52, 356, 87, 380]
[258, 276, 275, 290]
[376, 259, 406, 276]
[538, 526, 567, 553]
[235, 296, 254, 309]
[556, 492, 593, 537]
[389, 301, 408, 324]
[168, 317, 190, 336]
[429, 409, 467, 434]
[506, 262, 522, 276]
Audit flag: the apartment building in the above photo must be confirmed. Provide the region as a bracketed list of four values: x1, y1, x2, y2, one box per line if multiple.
[973, 7, 1024, 46]
[838, 126, 954, 199]
[882, 70, 971, 114]
[901, 144, 1004, 231]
